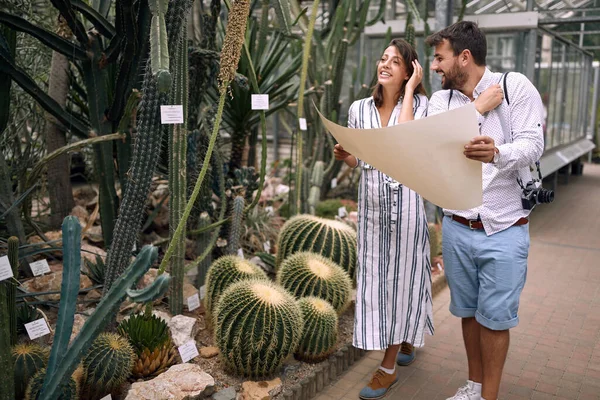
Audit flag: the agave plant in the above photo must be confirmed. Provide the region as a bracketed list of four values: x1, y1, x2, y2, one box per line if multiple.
[16, 303, 42, 336]
[117, 313, 177, 379]
[82, 255, 105, 286]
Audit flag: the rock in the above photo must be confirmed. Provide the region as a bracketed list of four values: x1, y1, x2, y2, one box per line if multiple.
[73, 186, 97, 207]
[83, 225, 104, 245]
[125, 363, 214, 400]
[183, 283, 199, 308]
[138, 268, 159, 289]
[153, 183, 170, 199]
[213, 387, 237, 400]
[168, 315, 198, 347]
[70, 314, 87, 343]
[80, 243, 107, 263]
[84, 289, 102, 301]
[153, 310, 172, 324]
[200, 346, 219, 359]
[21, 271, 93, 301]
[240, 378, 282, 400]
[71, 205, 89, 227]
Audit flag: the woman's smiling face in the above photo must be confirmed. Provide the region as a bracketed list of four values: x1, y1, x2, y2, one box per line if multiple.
[377, 45, 408, 90]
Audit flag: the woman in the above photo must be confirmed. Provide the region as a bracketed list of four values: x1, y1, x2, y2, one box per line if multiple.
[334, 39, 433, 400]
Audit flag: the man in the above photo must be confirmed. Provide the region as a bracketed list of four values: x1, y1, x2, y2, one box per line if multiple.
[425, 21, 544, 400]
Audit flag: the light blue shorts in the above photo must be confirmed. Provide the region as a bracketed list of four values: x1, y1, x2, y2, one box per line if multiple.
[442, 216, 529, 331]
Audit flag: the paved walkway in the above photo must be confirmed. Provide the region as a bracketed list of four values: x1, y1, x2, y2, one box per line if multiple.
[318, 162, 600, 400]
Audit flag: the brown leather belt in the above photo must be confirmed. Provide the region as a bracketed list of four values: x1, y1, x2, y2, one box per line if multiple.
[451, 215, 529, 230]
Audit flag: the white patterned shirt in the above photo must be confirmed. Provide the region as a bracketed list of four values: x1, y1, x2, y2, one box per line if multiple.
[428, 68, 545, 235]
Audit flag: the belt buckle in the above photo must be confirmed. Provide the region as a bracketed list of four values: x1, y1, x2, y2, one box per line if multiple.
[468, 220, 477, 230]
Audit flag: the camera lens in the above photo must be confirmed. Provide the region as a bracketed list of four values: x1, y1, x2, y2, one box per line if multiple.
[538, 188, 554, 203]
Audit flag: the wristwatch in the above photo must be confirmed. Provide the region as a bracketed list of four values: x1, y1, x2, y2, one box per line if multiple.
[491, 147, 500, 164]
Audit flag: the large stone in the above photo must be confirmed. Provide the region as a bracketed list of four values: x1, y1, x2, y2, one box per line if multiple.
[71, 205, 89, 227]
[125, 363, 214, 400]
[69, 314, 87, 343]
[21, 271, 93, 301]
[80, 243, 107, 263]
[199, 346, 219, 359]
[212, 387, 236, 400]
[168, 315, 198, 347]
[73, 186, 97, 207]
[240, 378, 282, 400]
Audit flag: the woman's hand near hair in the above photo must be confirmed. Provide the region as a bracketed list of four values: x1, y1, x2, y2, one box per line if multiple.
[398, 60, 423, 123]
[334, 144, 358, 168]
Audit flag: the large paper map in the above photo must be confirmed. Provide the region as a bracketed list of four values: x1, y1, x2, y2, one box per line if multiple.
[318, 103, 483, 210]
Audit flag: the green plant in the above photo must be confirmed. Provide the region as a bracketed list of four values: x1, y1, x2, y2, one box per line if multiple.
[0, 236, 18, 399]
[315, 199, 357, 219]
[277, 252, 352, 313]
[12, 343, 49, 400]
[242, 207, 282, 256]
[296, 297, 338, 362]
[117, 313, 177, 379]
[16, 303, 42, 336]
[204, 255, 268, 318]
[82, 255, 105, 286]
[82, 333, 135, 397]
[214, 279, 303, 377]
[308, 161, 325, 215]
[226, 195, 245, 255]
[275, 214, 357, 280]
[25, 369, 78, 400]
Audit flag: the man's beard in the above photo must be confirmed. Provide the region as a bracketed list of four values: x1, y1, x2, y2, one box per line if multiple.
[441, 62, 468, 90]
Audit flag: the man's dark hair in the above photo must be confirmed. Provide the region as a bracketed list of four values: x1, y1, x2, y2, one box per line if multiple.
[425, 21, 487, 66]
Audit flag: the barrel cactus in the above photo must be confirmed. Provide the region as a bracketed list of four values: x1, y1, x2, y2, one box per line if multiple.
[275, 214, 357, 280]
[296, 297, 338, 362]
[205, 255, 268, 319]
[117, 313, 177, 379]
[82, 333, 135, 395]
[12, 343, 49, 399]
[25, 368, 78, 400]
[277, 252, 352, 313]
[214, 279, 303, 378]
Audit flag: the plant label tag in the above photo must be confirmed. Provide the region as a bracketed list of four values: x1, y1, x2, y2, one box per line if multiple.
[0, 256, 13, 282]
[100, 395, 112, 400]
[30, 259, 51, 276]
[265, 206, 274, 216]
[178, 340, 199, 363]
[263, 241, 271, 252]
[25, 318, 50, 340]
[337, 206, 348, 218]
[331, 178, 337, 189]
[187, 293, 200, 311]
[237, 248, 244, 259]
[299, 118, 307, 131]
[251, 94, 269, 110]
[160, 105, 184, 124]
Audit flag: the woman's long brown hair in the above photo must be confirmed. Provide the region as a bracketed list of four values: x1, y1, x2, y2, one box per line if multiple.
[372, 38, 427, 107]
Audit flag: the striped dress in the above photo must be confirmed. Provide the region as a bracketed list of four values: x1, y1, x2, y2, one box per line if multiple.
[349, 95, 434, 350]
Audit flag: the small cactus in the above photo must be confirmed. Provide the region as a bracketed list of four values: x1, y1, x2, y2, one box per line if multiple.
[204, 255, 268, 318]
[214, 279, 303, 378]
[82, 333, 135, 396]
[12, 343, 49, 399]
[25, 368, 78, 400]
[275, 214, 357, 280]
[226, 195, 245, 255]
[277, 252, 352, 313]
[296, 297, 338, 362]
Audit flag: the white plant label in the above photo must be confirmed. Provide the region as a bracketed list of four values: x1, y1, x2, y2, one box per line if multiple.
[331, 178, 337, 189]
[30, 259, 51, 276]
[338, 206, 348, 218]
[25, 318, 50, 340]
[160, 105, 184, 124]
[251, 94, 269, 110]
[178, 340, 199, 363]
[237, 248, 244, 259]
[265, 206, 274, 216]
[0, 256, 13, 282]
[299, 118, 307, 131]
[187, 293, 200, 311]
[100, 395, 112, 400]
[263, 241, 271, 252]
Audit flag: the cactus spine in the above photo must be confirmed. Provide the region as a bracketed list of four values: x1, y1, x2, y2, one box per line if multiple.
[214, 279, 303, 378]
[83, 333, 135, 396]
[226, 195, 245, 255]
[103, 0, 194, 293]
[26, 369, 78, 400]
[275, 214, 357, 279]
[205, 255, 268, 319]
[296, 297, 338, 362]
[277, 252, 352, 313]
[12, 343, 49, 400]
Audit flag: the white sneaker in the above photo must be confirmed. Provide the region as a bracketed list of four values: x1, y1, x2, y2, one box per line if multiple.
[445, 382, 481, 400]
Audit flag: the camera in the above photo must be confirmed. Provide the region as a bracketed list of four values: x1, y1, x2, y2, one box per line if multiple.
[520, 179, 554, 210]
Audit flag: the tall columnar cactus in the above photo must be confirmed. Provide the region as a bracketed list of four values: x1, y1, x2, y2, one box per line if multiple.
[25, 369, 78, 400]
[83, 333, 135, 396]
[7, 236, 18, 345]
[205, 255, 268, 319]
[308, 161, 325, 215]
[226, 195, 245, 255]
[149, 0, 172, 92]
[296, 297, 338, 362]
[12, 343, 50, 400]
[103, 0, 194, 294]
[277, 252, 352, 313]
[276, 214, 357, 280]
[0, 238, 16, 398]
[214, 279, 303, 377]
